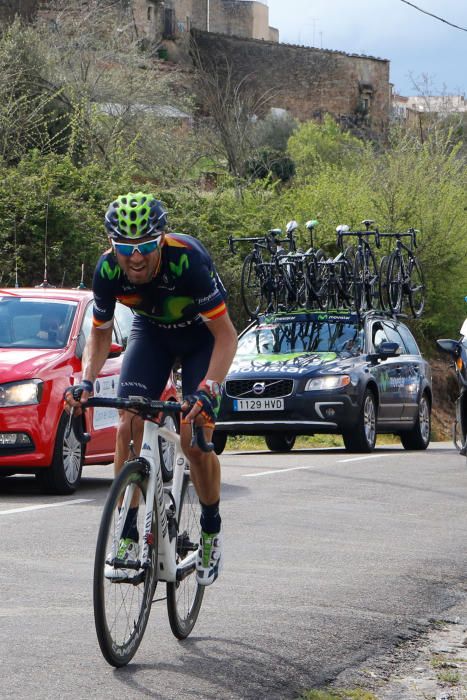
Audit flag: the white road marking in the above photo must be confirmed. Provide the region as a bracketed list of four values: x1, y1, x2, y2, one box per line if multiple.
[337, 453, 400, 463]
[244, 466, 317, 477]
[0, 499, 94, 515]
[244, 451, 403, 477]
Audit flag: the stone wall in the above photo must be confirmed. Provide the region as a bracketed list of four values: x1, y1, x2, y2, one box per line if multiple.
[0, 0, 36, 21]
[191, 30, 391, 134]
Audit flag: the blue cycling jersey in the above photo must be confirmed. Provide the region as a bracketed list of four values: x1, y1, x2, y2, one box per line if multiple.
[92, 233, 227, 329]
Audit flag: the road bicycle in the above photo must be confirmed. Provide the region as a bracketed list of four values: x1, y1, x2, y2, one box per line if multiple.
[229, 228, 296, 318]
[68, 396, 211, 667]
[336, 220, 380, 313]
[437, 313, 467, 459]
[378, 228, 425, 318]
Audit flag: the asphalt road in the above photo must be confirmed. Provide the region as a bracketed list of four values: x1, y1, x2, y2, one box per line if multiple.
[1, 443, 467, 700]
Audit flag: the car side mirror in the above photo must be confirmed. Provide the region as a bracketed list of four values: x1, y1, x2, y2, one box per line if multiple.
[75, 330, 86, 360]
[108, 342, 123, 359]
[436, 338, 459, 357]
[377, 341, 400, 358]
[368, 341, 399, 363]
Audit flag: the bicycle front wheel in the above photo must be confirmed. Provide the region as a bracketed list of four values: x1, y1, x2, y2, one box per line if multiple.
[407, 257, 425, 318]
[167, 473, 205, 639]
[93, 459, 158, 667]
[387, 252, 403, 314]
[240, 253, 264, 319]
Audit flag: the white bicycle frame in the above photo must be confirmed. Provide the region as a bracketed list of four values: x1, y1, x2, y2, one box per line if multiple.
[111, 420, 197, 583]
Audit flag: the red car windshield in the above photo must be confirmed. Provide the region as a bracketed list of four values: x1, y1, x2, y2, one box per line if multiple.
[0, 297, 78, 349]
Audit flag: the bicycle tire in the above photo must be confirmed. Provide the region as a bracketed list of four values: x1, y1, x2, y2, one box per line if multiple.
[387, 252, 403, 314]
[407, 256, 426, 318]
[353, 250, 366, 312]
[378, 255, 391, 311]
[305, 251, 325, 309]
[93, 459, 158, 667]
[240, 253, 264, 319]
[337, 257, 354, 310]
[167, 473, 205, 639]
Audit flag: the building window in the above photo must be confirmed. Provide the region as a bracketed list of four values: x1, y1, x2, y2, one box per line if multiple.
[147, 5, 152, 21]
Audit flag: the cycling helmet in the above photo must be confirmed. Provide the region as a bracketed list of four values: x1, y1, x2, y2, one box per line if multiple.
[104, 192, 167, 240]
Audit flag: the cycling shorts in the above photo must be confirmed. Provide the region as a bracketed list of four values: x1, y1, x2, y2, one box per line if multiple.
[117, 315, 215, 400]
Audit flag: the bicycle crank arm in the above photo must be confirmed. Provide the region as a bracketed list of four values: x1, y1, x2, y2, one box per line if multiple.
[176, 553, 197, 581]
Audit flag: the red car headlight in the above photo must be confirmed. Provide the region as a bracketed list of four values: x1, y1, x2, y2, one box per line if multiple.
[0, 380, 43, 407]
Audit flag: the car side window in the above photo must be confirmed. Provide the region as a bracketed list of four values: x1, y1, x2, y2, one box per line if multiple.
[81, 303, 118, 345]
[113, 303, 134, 349]
[380, 321, 406, 355]
[372, 322, 388, 350]
[397, 323, 420, 355]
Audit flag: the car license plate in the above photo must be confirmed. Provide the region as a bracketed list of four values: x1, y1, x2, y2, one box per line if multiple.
[233, 398, 284, 411]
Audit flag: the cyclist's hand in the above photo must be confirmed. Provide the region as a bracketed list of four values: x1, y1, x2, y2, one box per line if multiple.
[182, 381, 222, 426]
[63, 380, 93, 415]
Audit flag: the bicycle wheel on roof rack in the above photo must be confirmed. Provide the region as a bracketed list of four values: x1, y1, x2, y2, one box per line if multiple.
[387, 252, 403, 314]
[338, 256, 354, 310]
[407, 256, 426, 318]
[378, 255, 391, 311]
[240, 253, 265, 319]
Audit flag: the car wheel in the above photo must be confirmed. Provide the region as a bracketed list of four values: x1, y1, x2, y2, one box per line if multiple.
[400, 393, 431, 450]
[212, 430, 227, 455]
[343, 389, 376, 453]
[36, 412, 85, 494]
[265, 434, 296, 452]
[158, 411, 180, 482]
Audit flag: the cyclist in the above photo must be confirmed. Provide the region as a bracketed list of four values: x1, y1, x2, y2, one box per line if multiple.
[64, 192, 238, 586]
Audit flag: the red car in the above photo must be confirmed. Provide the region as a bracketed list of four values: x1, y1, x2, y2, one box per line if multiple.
[0, 288, 179, 494]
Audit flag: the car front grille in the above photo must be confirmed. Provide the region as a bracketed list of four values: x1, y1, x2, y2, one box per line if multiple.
[225, 379, 294, 399]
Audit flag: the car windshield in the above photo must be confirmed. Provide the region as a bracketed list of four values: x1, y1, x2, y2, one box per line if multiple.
[0, 297, 78, 349]
[237, 317, 364, 356]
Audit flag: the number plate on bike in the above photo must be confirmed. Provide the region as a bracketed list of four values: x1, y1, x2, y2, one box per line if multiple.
[233, 398, 284, 411]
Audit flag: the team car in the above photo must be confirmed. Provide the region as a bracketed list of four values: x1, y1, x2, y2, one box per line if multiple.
[0, 288, 178, 494]
[214, 310, 432, 453]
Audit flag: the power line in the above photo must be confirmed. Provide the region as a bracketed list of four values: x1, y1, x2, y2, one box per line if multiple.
[400, 0, 467, 32]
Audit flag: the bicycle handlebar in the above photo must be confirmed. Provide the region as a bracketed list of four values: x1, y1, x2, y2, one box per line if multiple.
[336, 229, 381, 248]
[66, 396, 214, 452]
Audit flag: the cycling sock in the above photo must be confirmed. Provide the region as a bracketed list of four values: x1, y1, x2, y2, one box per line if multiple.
[200, 500, 221, 534]
[121, 506, 139, 542]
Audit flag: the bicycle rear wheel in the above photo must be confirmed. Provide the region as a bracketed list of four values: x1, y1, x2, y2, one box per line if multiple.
[378, 255, 391, 311]
[407, 257, 425, 318]
[167, 473, 205, 639]
[387, 252, 403, 314]
[240, 253, 264, 319]
[93, 459, 158, 667]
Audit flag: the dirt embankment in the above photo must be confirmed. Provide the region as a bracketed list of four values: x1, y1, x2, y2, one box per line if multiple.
[430, 357, 458, 441]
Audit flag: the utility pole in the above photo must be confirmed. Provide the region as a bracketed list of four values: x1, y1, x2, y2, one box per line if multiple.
[207, 0, 210, 31]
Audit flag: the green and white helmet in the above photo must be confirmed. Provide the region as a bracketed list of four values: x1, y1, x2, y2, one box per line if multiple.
[104, 192, 167, 240]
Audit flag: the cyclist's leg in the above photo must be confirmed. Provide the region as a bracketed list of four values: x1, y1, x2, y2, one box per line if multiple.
[177, 326, 223, 585]
[115, 317, 173, 478]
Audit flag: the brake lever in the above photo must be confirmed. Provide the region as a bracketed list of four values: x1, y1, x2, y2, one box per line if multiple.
[65, 406, 91, 444]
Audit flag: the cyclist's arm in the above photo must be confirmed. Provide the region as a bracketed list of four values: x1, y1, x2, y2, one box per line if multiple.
[203, 312, 238, 383]
[82, 324, 113, 385]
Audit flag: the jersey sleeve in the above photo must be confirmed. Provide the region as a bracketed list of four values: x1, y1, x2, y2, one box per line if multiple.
[190, 249, 227, 321]
[92, 253, 119, 328]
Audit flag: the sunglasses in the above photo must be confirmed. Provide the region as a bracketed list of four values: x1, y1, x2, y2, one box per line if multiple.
[112, 238, 161, 257]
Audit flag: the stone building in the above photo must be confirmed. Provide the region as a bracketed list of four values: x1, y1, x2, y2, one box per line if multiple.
[191, 30, 391, 135]
[32, 0, 277, 42]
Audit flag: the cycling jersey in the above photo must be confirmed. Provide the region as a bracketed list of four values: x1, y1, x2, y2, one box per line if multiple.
[92, 233, 227, 329]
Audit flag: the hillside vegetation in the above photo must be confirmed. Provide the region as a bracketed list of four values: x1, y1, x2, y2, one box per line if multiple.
[0, 12, 465, 348]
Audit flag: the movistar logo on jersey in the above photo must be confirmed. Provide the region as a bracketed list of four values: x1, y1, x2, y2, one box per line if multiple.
[169, 253, 189, 278]
[100, 260, 121, 280]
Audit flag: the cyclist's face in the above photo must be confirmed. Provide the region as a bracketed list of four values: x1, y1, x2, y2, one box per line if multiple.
[111, 234, 164, 284]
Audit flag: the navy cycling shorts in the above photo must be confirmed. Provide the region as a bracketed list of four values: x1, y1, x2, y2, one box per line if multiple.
[117, 315, 214, 400]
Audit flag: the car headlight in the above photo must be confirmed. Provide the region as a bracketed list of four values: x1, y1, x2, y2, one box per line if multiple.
[0, 380, 43, 406]
[305, 375, 351, 391]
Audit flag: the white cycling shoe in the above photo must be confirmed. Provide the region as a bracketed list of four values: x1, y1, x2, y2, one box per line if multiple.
[196, 530, 223, 586]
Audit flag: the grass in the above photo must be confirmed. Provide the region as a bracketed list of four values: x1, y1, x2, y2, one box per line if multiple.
[299, 689, 378, 700]
[224, 433, 401, 452]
